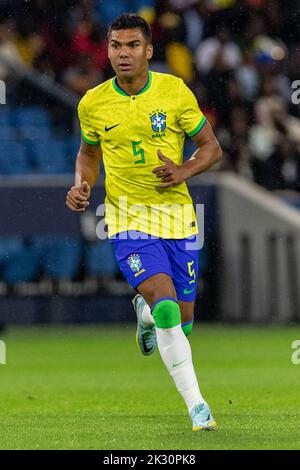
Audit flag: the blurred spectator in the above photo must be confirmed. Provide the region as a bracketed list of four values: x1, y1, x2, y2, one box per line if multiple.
[166, 42, 194, 82]
[33, 51, 56, 79]
[219, 106, 254, 180]
[235, 50, 260, 101]
[261, 139, 300, 192]
[72, 19, 108, 72]
[0, 20, 25, 80]
[63, 53, 103, 95]
[250, 77, 300, 164]
[14, 19, 45, 67]
[195, 27, 242, 75]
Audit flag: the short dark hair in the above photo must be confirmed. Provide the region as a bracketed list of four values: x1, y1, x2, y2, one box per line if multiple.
[108, 13, 152, 43]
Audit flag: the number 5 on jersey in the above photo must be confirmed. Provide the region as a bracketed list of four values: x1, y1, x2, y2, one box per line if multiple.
[132, 140, 145, 164]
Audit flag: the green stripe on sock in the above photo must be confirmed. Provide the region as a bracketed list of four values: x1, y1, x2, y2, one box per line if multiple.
[152, 300, 181, 329]
[182, 321, 193, 337]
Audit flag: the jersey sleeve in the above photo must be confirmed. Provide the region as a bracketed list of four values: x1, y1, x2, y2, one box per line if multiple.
[78, 94, 100, 145]
[177, 80, 206, 137]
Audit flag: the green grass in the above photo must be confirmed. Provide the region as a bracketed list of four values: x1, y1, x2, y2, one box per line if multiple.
[0, 324, 299, 450]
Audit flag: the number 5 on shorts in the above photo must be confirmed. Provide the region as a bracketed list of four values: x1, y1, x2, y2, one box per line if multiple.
[187, 260, 196, 284]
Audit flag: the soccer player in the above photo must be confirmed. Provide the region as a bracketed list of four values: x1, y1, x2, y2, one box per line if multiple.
[66, 13, 222, 431]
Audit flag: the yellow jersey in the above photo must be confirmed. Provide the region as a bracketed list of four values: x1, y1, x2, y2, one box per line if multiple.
[78, 71, 206, 239]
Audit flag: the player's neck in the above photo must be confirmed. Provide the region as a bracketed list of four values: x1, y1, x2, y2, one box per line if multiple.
[116, 70, 149, 96]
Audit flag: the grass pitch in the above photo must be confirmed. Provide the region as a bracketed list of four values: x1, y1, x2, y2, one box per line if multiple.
[0, 324, 299, 450]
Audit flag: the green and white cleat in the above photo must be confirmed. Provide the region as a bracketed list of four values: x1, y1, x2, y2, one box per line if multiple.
[190, 402, 217, 431]
[132, 294, 157, 356]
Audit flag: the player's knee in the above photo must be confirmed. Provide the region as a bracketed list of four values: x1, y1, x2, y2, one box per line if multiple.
[182, 320, 194, 336]
[138, 274, 177, 306]
[151, 298, 181, 329]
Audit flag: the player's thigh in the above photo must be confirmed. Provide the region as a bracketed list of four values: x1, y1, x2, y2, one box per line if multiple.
[179, 300, 195, 323]
[163, 235, 199, 303]
[137, 273, 177, 307]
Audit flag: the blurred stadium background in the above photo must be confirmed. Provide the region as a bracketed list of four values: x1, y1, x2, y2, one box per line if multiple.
[0, 0, 300, 326]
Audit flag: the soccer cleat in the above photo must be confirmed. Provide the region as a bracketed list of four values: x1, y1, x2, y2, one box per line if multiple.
[190, 402, 217, 431]
[132, 294, 157, 356]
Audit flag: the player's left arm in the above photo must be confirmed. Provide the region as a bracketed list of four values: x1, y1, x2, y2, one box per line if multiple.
[153, 120, 222, 188]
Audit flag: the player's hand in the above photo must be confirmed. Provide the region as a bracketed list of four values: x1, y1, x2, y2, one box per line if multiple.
[66, 181, 91, 212]
[153, 150, 187, 188]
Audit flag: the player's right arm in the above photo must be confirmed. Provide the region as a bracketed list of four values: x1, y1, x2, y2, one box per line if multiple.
[66, 138, 102, 212]
[66, 92, 102, 212]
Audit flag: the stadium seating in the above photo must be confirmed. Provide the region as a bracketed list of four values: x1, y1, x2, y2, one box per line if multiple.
[1, 247, 40, 284]
[0, 105, 79, 175]
[31, 235, 82, 280]
[0, 237, 39, 284]
[64, 136, 78, 173]
[0, 141, 31, 174]
[0, 237, 24, 263]
[30, 140, 70, 174]
[0, 107, 16, 140]
[0, 235, 121, 285]
[13, 106, 52, 140]
[85, 240, 118, 277]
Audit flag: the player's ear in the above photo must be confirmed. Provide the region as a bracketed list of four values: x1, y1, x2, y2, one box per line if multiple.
[146, 44, 153, 60]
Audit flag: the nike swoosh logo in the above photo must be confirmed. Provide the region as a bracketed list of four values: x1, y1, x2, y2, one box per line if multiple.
[105, 123, 120, 132]
[183, 286, 196, 295]
[142, 334, 152, 354]
[172, 359, 187, 368]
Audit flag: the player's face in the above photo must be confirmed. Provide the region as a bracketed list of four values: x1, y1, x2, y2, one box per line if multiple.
[108, 28, 153, 81]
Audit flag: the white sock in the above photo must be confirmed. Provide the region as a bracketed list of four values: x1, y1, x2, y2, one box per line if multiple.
[156, 324, 205, 412]
[140, 299, 155, 326]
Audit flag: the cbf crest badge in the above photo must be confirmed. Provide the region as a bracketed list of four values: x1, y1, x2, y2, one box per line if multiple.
[127, 253, 145, 278]
[150, 109, 167, 138]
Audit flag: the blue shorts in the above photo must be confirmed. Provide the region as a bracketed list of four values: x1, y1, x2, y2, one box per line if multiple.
[110, 231, 200, 302]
